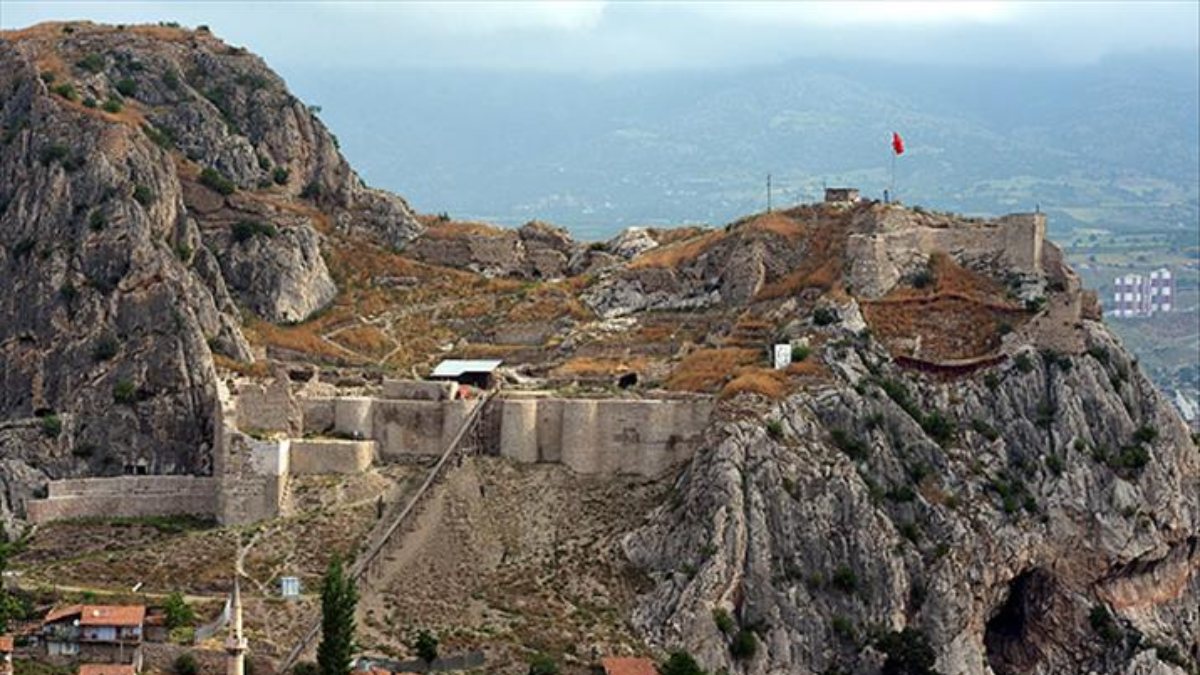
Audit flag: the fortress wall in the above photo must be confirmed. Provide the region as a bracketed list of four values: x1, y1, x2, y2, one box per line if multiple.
[301, 398, 335, 435]
[373, 400, 446, 457]
[27, 475, 218, 524]
[289, 440, 374, 475]
[235, 379, 300, 435]
[334, 397, 374, 439]
[382, 379, 455, 401]
[498, 397, 713, 477]
[217, 435, 289, 526]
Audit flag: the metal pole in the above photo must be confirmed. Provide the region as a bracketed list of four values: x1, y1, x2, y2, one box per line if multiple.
[767, 174, 772, 213]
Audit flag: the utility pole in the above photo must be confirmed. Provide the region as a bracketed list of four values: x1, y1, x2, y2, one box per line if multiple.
[766, 173, 772, 213]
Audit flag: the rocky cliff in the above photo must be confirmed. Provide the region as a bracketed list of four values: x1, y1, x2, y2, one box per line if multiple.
[0, 22, 419, 521]
[624, 319, 1199, 673]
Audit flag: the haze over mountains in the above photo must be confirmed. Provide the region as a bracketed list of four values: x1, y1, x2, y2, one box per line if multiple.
[289, 53, 1200, 240]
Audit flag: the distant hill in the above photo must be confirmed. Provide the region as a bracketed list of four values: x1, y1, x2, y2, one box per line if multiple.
[287, 53, 1200, 240]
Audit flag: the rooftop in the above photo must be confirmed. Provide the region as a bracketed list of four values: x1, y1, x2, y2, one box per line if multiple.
[601, 656, 658, 675]
[78, 666, 137, 675]
[44, 605, 146, 627]
[0, 635, 11, 652]
[430, 359, 503, 377]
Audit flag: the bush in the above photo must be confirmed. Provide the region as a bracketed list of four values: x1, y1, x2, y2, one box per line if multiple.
[527, 653, 559, 675]
[40, 143, 70, 165]
[300, 181, 322, 199]
[830, 429, 868, 461]
[113, 379, 138, 404]
[173, 652, 199, 675]
[812, 306, 838, 326]
[878, 628, 938, 675]
[414, 629, 438, 663]
[89, 209, 107, 231]
[1025, 296, 1047, 312]
[114, 77, 137, 97]
[831, 615, 855, 641]
[40, 414, 62, 438]
[164, 591, 195, 629]
[971, 418, 999, 442]
[292, 663, 319, 675]
[59, 282, 78, 303]
[231, 220, 277, 243]
[1089, 604, 1121, 645]
[831, 565, 858, 594]
[133, 184, 154, 206]
[911, 267, 935, 289]
[712, 608, 735, 636]
[1014, 353, 1034, 373]
[660, 651, 706, 675]
[199, 167, 236, 195]
[142, 124, 174, 149]
[792, 344, 811, 362]
[52, 83, 78, 101]
[920, 411, 956, 445]
[730, 629, 757, 660]
[162, 70, 180, 90]
[272, 166, 290, 185]
[40, 71, 56, 83]
[765, 420, 784, 440]
[1132, 426, 1157, 444]
[77, 53, 105, 73]
[83, 97, 97, 108]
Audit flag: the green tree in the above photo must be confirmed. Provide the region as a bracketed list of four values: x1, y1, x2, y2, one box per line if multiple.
[316, 556, 358, 675]
[164, 591, 196, 629]
[878, 628, 940, 675]
[660, 651, 707, 675]
[414, 629, 438, 664]
[527, 652, 559, 675]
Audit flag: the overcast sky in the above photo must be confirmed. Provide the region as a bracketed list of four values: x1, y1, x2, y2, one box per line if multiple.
[2, 1, 1198, 72]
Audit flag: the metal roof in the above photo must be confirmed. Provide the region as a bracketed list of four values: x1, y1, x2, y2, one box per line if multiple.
[430, 359, 502, 377]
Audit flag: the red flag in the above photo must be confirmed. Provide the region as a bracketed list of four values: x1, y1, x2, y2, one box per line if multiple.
[892, 131, 905, 156]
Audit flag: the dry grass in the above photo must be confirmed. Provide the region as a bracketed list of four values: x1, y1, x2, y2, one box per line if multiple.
[719, 366, 790, 400]
[552, 356, 650, 378]
[754, 208, 850, 301]
[420, 220, 508, 240]
[332, 324, 394, 359]
[631, 229, 727, 269]
[888, 251, 1011, 304]
[212, 354, 271, 378]
[740, 212, 806, 240]
[665, 347, 761, 392]
[243, 317, 352, 362]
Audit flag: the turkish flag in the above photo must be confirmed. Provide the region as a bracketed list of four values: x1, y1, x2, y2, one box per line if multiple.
[892, 132, 905, 155]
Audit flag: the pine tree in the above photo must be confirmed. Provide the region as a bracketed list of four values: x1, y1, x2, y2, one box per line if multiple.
[317, 556, 358, 675]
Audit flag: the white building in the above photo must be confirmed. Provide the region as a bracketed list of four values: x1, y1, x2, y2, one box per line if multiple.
[1111, 268, 1174, 318]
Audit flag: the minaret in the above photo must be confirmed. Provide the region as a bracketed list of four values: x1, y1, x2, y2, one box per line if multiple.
[226, 577, 248, 675]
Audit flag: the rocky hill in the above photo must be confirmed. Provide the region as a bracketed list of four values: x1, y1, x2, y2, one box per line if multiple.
[1, 22, 1197, 675]
[0, 21, 418, 518]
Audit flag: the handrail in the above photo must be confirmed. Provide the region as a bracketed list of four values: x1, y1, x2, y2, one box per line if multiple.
[277, 388, 498, 672]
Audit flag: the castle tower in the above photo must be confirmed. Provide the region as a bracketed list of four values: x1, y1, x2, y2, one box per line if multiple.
[226, 577, 248, 675]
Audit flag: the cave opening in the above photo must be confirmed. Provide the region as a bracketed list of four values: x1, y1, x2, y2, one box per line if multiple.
[984, 568, 1055, 675]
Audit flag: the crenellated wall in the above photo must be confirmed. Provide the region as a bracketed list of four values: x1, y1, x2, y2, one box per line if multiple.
[25, 475, 219, 524]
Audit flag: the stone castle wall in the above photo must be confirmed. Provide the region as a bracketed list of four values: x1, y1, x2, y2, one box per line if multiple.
[289, 440, 374, 475]
[25, 475, 219, 524]
[497, 397, 714, 477]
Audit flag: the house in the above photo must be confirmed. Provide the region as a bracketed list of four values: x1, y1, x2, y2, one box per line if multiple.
[78, 666, 137, 675]
[824, 187, 860, 203]
[42, 605, 145, 671]
[1, 634, 13, 675]
[601, 656, 658, 675]
[429, 359, 502, 390]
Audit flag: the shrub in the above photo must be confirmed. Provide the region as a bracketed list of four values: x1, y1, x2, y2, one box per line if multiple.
[983, 373, 1000, 390]
[878, 628, 938, 675]
[292, 663, 319, 675]
[59, 282, 78, 303]
[1089, 604, 1121, 645]
[1087, 346, 1109, 363]
[1025, 296, 1047, 312]
[142, 124, 173, 149]
[920, 411, 956, 445]
[162, 70, 180, 90]
[812, 306, 838, 326]
[173, 652, 198, 675]
[40, 71, 56, 83]
[1014, 352, 1034, 373]
[76, 53, 105, 73]
[765, 419, 784, 440]
[231, 220, 277, 243]
[898, 521, 920, 543]
[830, 429, 868, 461]
[1045, 454, 1064, 476]
[712, 608, 735, 636]
[300, 181, 322, 199]
[113, 379, 138, 404]
[176, 244, 193, 263]
[164, 591, 195, 629]
[83, 97, 97, 108]
[660, 651, 706, 675]
[414, 629, 438, 663]
[730, 629, 757, 660]
[831, 616, 855, 641]
[114, 77, 137, 97]
[792, 344, 811, 362]
[1109, 444, 1150, 473]
[527, 653, 559, 675]
[40, 143, 70, 165]
[13, 238, 35, 258]
[199, 167, 236, 195]
[971, 418, 999, 442]
[133, 184, 154, 206]
[911, 267, 935, 289]
[1132, 426, 1157, 444]
[831, 565, 858, 594]
[52, 83, 78, 101]
[272, 166, 290, 185]
[88, 209, 107, 231]
[40, 414, 62, 438]
[886, 485, 916, 503]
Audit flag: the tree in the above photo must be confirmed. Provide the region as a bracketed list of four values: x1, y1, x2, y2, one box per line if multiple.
[660, 651, 707, 675]
[527, 652, 559, 675]
[173, 652, 199, 675]
[164, 591, 196, 629]
[414, 629, 438, 664]
[316, 556, 358, 675]
[878, 628, 940, 675]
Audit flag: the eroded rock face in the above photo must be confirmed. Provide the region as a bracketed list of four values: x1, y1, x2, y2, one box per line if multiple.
[624, 322, 1199, 675]
[0, 23, 420, 523]
[408, 219, 580, 279]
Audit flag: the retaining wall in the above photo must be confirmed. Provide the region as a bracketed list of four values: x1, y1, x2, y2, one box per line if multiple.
[290, 440, 375, 475]
[497, 397, 713, 477]
[26, 476, 219, 524]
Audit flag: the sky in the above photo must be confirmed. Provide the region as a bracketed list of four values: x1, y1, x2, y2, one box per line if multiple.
[2, 1, 1198, 73]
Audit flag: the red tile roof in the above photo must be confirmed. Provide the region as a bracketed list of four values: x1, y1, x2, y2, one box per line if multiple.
[601, 657, 658, 675]
[44, 605, 145, 627]
[0, 635, 12, 652]
[78, 665, 136, 675]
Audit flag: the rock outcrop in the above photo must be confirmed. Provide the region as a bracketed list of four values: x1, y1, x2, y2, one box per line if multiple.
[0, 22, 419, 522]
[624, 321, 1200, 674]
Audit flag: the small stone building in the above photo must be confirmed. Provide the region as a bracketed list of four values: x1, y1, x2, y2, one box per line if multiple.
[824, 187, 860, 203]
[429, 359, 502, 390]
